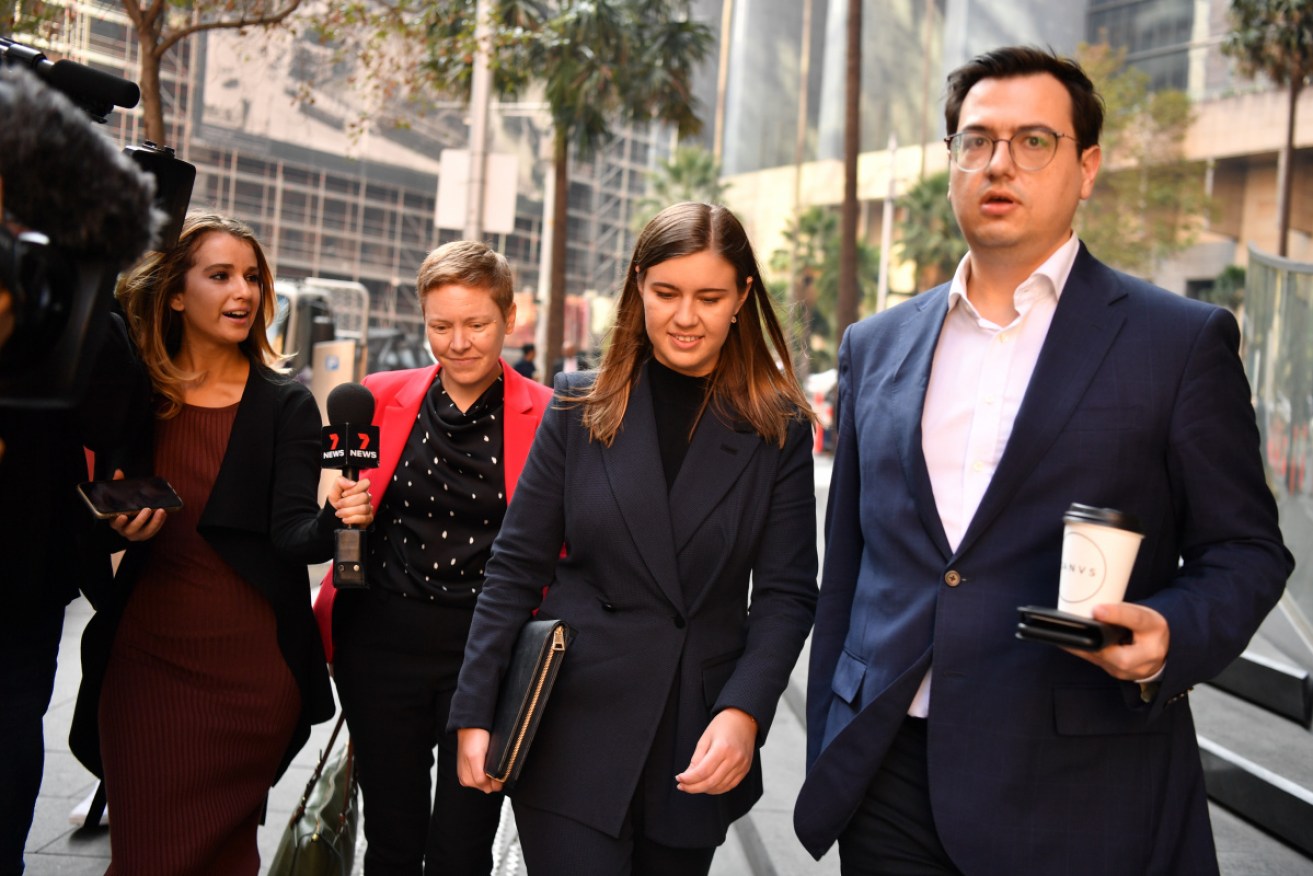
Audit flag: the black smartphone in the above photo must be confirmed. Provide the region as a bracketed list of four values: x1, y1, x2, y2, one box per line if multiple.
[1016, 605, 1132, 651]
[77, 476, 184, 519]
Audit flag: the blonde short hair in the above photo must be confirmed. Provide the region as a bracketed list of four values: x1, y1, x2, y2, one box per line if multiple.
[416, 241, 514, 316]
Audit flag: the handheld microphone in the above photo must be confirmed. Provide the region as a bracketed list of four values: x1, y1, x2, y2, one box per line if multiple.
[322, 383, 380, 589]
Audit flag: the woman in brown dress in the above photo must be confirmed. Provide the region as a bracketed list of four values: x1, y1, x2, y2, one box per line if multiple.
[70, 213, 373, 875]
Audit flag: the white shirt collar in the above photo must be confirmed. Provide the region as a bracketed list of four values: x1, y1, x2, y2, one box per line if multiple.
[946, 233, 1082, 323]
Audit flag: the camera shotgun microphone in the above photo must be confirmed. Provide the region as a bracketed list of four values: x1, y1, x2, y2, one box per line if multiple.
[322, 383, 379, 589]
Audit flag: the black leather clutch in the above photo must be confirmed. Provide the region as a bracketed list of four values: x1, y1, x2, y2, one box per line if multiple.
[484, 618, 571, 789]
[1016, 605, 1132, 651]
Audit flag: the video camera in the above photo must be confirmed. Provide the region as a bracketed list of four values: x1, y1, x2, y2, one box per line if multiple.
[0, 37, 196, 409]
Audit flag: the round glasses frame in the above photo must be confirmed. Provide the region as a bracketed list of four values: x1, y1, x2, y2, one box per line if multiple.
[944, 127, 1078, 173]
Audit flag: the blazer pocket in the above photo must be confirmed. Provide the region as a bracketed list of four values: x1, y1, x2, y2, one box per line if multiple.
[831, 650, 868, 706]
[702, 650, 744, 708]
[1053, 685, 1169, 736]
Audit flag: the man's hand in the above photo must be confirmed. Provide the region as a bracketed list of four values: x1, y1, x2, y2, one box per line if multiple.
[675, 707, 757, 795]
[456, 727, 505, 795]
[1065, 602, 1169, 681]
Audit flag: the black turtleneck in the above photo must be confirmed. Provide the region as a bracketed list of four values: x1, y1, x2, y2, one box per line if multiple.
[646, 357, 710, 491]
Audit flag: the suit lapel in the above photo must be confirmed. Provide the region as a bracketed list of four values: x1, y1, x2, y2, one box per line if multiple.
[893, 288, 953, 561]
[953, 247, 1128, 558]
[201, 365, 274, 533]
[370, 365, 438, 510]
[501, 360, 536, 503]
[668, 407, 762, 553]
[602, 374, 685, 612]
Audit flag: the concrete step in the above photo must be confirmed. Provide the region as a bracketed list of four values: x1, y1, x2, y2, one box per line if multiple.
[1210, 800, 1313, 876]
[1193, 682, 1313, 859]
[1208, 629, 1313, 727]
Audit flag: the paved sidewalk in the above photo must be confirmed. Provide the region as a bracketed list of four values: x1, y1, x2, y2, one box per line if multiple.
[21, 453, 1309, 874]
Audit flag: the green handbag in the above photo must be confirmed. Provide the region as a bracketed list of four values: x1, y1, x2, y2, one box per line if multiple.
[267, 714, 358, 876]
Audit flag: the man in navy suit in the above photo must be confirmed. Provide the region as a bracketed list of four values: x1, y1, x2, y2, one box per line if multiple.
[796, 46, 1293, 875]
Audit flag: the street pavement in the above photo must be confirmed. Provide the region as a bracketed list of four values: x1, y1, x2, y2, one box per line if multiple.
[21, 453, 1310, 874]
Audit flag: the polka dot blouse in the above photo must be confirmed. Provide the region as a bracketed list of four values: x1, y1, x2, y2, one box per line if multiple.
[368, 376, 507, 606]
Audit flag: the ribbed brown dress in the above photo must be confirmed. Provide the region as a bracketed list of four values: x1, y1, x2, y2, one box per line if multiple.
[99, 402, 300, 876]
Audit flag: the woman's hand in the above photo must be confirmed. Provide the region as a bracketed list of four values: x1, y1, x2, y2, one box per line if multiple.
[107, 469, 166, 542]
[329, 476, 374, 528]
[675, 707, 757, 795]
[456, 728, 505, 795]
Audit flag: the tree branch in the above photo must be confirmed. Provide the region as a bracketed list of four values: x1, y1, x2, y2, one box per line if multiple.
[157, 0, 304, 56]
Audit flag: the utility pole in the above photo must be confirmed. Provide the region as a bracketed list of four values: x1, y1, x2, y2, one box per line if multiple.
[877, 133, 896, 315]
[464, 0, 492, 240]
[790, 0, 814, 381]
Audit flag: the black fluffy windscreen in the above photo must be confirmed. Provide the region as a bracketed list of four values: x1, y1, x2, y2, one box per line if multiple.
[0, 66, 162, 268]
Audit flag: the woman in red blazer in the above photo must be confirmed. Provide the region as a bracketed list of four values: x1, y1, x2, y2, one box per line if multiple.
[313, 240, 552, 876]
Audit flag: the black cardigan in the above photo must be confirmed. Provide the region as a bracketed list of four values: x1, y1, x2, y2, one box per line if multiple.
[71, 364, 337, 781]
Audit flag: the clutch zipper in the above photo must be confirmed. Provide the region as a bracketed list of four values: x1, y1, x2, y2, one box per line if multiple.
[499, 624, 566, 781]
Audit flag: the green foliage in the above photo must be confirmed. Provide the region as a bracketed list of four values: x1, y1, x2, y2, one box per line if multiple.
[1073, 43, 1210, 278]
[1200, 264, 1247, 310]
[400, 0, 713, 380]
[3, 0, 60, 38]
[1222, 0, 1313, 88]
[896, 171, 965, 290]
[1222, 0, 1313, 256]
[419, 0, 712, 157]
[631, 146, 727, 231]
[770, 205, 879, 369]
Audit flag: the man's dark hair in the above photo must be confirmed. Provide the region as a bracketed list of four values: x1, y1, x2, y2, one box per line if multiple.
[944, 45, 1104, 152]
[521, 342, 535, 356]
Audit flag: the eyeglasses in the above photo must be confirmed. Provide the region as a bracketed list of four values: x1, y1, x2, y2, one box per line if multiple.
[944, 127, 1078, 172]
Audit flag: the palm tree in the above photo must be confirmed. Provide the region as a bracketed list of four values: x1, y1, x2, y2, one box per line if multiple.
[428, 1, 711, 370]
[897, 171, 965, 290]
[1223, 0, 1313, 257]
[631, 145, 727, 232]
[836, 0, 861, 348]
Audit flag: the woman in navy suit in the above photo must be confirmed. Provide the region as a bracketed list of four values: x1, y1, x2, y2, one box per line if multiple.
[452, 202, 819, 874]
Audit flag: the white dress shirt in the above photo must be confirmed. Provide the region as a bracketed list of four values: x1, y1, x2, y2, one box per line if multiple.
[908, 233, 1080, 717]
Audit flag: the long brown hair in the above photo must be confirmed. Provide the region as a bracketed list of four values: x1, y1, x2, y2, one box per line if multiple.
[116, 213, 279, 418]
[579, 202, 814, 448]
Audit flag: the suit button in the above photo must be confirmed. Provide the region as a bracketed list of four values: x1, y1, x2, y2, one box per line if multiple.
[673, 615, 686, 629]
[944, 570, 962, 587]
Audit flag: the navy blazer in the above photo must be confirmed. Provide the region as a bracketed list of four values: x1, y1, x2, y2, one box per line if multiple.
[72, 365, 338, 781]
[797, 246, 1292, 874]
[450, 369, 818, 848]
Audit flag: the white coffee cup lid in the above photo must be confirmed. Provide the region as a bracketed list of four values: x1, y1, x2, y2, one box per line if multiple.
[1063, 503, 1142, 534]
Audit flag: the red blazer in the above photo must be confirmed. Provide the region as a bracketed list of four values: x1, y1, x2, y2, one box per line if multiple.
[313, 359, 553, 661]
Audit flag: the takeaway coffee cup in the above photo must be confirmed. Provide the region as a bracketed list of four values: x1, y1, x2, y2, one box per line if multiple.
[1057, 504, 1144, 617]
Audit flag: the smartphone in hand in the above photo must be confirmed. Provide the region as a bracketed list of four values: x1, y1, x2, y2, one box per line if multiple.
[77, 476, 183, 519]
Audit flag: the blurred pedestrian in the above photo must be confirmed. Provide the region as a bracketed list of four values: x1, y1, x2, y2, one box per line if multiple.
[512, 341, 536, 380]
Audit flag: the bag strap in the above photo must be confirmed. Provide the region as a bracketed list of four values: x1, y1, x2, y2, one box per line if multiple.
[289, 713, 347, 825]
[336, 739, 357, 832]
